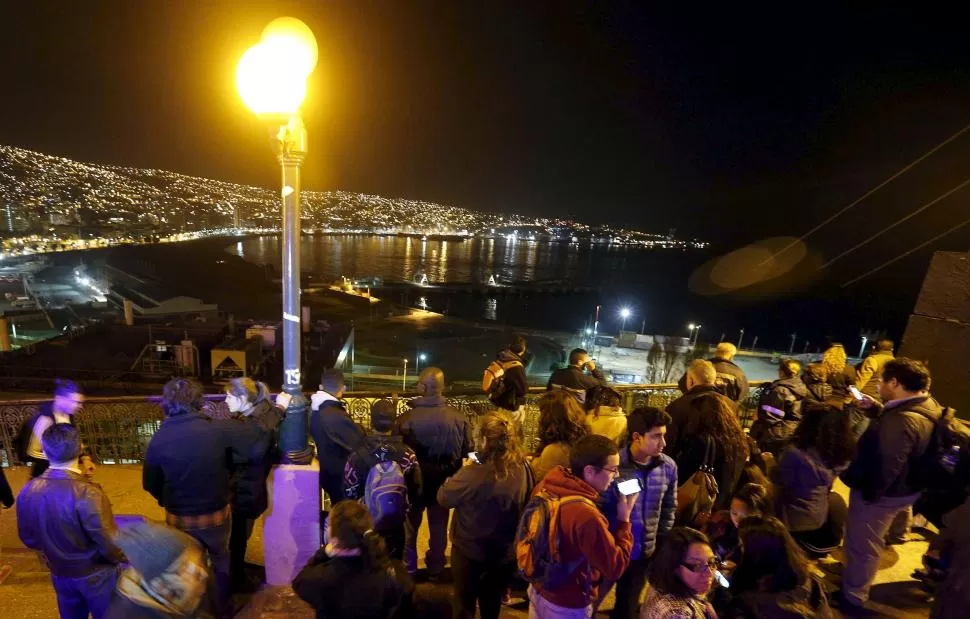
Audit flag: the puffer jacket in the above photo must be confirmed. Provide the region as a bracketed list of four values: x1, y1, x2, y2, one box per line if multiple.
[394, 395, 473, 503]
[229, 400, 283, 518]
[601, 447, 677, 560]
[17, 469, 125, 576]
[772, 446, 844, 532]
[588, 406, 627, 445]
[841, 395, 941, 501]
[725, 575, 832, 618]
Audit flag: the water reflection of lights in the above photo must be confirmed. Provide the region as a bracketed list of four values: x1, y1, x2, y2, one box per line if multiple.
[485, 298, 497, 321]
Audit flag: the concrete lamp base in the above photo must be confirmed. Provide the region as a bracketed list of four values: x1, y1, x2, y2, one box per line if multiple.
[263, 461, 321, 586]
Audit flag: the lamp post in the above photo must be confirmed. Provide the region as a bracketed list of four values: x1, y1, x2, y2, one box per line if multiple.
[620, 307, 631, 332]
[402, 358, 409, 391]
[687, 323, 702, 347]
[416, 352, 427, 373]
[737, 328, 744, 349]
[859, 335, 869, 359]
[237, 17, 318, 465]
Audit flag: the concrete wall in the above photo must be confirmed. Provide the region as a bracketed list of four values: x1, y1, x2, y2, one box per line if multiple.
[900, 251, 970, 416]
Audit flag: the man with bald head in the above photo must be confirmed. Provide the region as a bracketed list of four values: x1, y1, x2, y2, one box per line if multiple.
[665, 359, 737, 459]
[394, 367, 473, 578]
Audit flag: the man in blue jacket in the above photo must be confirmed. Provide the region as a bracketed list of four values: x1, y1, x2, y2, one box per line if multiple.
[601, 406, 678, 618]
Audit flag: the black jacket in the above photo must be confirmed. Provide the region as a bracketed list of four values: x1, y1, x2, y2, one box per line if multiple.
[749, 377, 812, 454]
[546, 365, 606, 403]
[0, 465, 13, 508]
[841, 395, 941, 501]
[664, 385, 738, 461]
[229, 401, 283, 518]
[144, 413, 260, 516]
[310, 399, 367, 489]
[394, 395, 473, 503]
[490, 348, 528, 411]
[293, 550, 413, 619]
[17, 469, 125, 577]
[678, 359, 750, 403]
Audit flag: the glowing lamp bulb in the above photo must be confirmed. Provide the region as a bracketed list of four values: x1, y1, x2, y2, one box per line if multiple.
[620, 308, 631, 319]
[236, 17, 317, 116]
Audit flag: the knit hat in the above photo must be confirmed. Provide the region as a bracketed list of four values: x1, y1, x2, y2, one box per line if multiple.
[371, 399, 397, 432]
[114, 521, 199, 581]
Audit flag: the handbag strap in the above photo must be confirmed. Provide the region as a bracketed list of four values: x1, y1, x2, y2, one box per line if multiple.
[701, 435, 716, 471]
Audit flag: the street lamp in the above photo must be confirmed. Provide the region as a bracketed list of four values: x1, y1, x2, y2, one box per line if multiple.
[687, 323, 702, 347]
[402, 358, 409, 390]
[737, 328, 745, 349]
[620, 307, 631, 332]
[237, 17, 318, 465]
[416, 352, 427, 373]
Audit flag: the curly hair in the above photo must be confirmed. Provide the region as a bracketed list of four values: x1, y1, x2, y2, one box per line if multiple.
[536, 390, 589, 453]
[478, 411, 527, 480]
[161, 378, 205, 418]
[821, 345, 847, 378]
[685, 396, 748, 474]
[793, 402, 855, 469]
[586, 385, 622, 415]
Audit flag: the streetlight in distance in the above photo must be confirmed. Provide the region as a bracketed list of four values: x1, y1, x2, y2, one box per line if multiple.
[688, 323, 702, 347]
[620, 307, 631, 332]
[237, 17, 318, 466]
[402, 358, 409, 390]
[416, 352, 427, 373]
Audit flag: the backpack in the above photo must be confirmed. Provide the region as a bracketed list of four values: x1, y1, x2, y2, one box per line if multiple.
[515, 489, 595, 591]
[15, 410, 47, 463]
[714, 370, 742, 401]
[482, 358, 522, 409]
[910, 407, 970, 491]
[362, 447, 409, 529]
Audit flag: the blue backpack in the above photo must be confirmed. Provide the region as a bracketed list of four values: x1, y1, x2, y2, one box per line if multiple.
[363, 448, 408, 529]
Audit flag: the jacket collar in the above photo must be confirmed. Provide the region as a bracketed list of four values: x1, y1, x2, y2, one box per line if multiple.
[686, 384, 719, 396]
[42, 468, 84, 480]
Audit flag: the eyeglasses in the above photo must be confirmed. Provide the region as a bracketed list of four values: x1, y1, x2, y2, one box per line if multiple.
[681, 558, 720, 573]
[598, 465, 620, 475]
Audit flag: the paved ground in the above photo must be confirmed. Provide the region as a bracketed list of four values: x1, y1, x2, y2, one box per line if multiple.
[0, 465, 935, 618]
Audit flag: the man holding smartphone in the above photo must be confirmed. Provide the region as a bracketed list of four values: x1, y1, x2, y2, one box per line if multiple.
[601, 407, 678, 618]
[547, 348, 607, 404]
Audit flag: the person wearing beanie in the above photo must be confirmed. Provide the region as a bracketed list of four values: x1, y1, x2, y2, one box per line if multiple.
[106, 521, 211, 619]
[343, 399, 422, 560]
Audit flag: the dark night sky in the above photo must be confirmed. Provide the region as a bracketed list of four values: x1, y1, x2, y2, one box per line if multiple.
[1, 2, 969, 305]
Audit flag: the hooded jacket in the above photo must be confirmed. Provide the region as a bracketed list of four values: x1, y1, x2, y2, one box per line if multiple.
[229, 400, 283, 518]
[394, 394, 473, 502]
[532, 466, 633, 609]
[841, 394, 942, 501]
[601, 447, 677, 561]
[588, 406, 628, 445]
[772, 446, 845, 532]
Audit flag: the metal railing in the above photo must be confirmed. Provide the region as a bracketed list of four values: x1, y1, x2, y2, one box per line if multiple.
[0, 383, 765, 467]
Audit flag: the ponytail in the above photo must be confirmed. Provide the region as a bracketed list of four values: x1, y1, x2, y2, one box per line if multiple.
[362, 529, 390, 570]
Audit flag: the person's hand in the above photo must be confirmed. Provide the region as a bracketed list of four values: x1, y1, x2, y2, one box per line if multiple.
[720, 560, 736, 575]
[616, 491, 639, 523]
[310, 391, 327, 411]
[857, 394, 877, 409]
[585, 360, 597, 372]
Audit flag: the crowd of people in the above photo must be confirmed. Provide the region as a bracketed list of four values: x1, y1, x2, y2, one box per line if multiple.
[3, 335, 967, 619]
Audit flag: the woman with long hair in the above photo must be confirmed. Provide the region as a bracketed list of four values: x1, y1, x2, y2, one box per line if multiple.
[705, 483, 771, 568]
[772, 403, 854, 558]
[820, 344, 855, 401]
[531, 390, 589, 481]
[223, 377, 283, 592]
[586, 385, 627, 445]
[641, 527, 718, 618]
[677, 395, 749, 510]
[437, 411, 534, 619]
[294, 501, 413, 619]
[723, 516, 832, 618]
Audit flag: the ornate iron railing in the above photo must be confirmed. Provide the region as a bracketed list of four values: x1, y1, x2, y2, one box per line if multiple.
[0, 383, 765, 467]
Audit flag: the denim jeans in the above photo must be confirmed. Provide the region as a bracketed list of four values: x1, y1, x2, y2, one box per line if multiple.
[179, 520, 231, 618]
[451, 548, 516, 619]
[50, 565, 119, 619]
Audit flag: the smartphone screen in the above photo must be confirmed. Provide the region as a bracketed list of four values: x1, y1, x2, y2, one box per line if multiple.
[275, 392, 293, 409]
[848, 386, 864, 401]
[715, 570, 730, 588]
[467, 452, 480, 464]
[617, 478, 642, 496]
